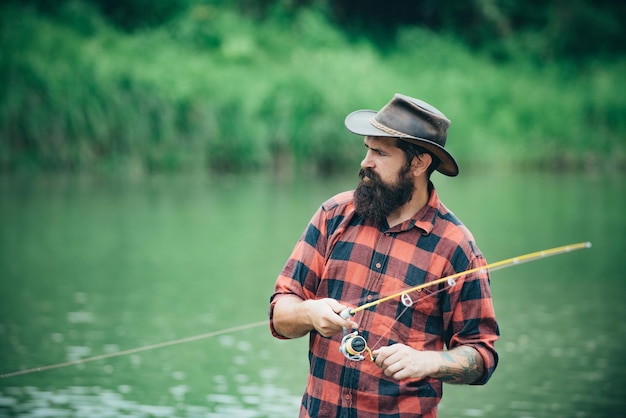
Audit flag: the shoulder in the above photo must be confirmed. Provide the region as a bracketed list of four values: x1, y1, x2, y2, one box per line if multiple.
[431, 200, 484, 269]
[313, 190, 358, 238]
[321, 190, 355, 212]
[437, 202, 477, 244]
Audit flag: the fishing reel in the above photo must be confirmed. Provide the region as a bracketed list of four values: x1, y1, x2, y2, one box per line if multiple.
[339, 331, 373, 361]
[338, 308, 374, 362]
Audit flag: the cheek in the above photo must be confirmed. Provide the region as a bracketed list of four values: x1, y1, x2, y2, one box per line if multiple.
[374, 162, 391, 179]
[382, 165, 405, 184]
[375, 171, 392, 185]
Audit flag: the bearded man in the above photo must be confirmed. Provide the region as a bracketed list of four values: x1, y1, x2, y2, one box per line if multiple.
[269, 94, 499, 418]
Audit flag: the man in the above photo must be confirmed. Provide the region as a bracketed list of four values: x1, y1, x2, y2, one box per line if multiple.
[269, 94, 499, 417]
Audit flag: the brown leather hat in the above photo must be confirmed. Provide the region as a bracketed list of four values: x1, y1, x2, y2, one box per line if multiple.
[344, 93, 459, 176]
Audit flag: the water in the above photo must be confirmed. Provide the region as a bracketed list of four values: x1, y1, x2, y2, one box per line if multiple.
[0, 170, 624, 417]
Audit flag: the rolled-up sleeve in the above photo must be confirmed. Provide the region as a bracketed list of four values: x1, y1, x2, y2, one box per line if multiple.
[269, 207, 328, 339]
[444, 255, 500, 384]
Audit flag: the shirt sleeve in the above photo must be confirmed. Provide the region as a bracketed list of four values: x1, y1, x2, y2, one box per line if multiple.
[268, 206, 329, 339]
[443, 253, 500, 385]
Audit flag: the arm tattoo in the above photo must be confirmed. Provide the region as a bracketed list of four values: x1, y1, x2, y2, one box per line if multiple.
[436, 346, 484, 384]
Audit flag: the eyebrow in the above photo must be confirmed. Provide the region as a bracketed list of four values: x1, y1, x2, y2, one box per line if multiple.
[363, 138, 388, 155]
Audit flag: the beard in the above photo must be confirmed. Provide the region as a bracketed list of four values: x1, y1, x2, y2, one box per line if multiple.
[354, 165, 414, 225]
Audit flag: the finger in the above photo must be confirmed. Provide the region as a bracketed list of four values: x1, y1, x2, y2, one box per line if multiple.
[325, 307, 355, 327]
[317, 320, 343, 337]
[383, 361, 404, 379]
[336, 318, 358, 331]
[392, 369, 410, 381]
[378, 348, 405, 371]
[372, 348, 389, 368]
[320, 316, 355, 337]
[325, 298, 348, 313]
[326, 302, 358, 329]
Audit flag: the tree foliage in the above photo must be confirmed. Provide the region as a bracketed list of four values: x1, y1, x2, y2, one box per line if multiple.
[330, 0, 625, 58]
[8, 0, 625, 61]
[1, 0, 624, 174]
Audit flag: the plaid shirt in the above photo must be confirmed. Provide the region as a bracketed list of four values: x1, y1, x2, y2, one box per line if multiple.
[270, 183, 499, 418]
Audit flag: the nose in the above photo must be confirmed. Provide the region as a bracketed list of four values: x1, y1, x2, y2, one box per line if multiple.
[361, 150, 375, 169]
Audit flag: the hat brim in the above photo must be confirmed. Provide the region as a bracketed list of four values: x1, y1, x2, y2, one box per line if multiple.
[345, 109, 459, 177]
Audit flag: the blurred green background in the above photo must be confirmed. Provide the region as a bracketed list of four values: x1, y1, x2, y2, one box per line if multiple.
[1, 1, 626, 417]
[1, 0, 625, 175]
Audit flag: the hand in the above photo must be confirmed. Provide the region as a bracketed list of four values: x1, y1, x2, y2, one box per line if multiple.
[373, 344, 439, 381]
[303, 298, 358, 337]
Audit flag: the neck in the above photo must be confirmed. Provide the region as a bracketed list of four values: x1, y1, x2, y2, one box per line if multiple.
[386, 180, 430, 228]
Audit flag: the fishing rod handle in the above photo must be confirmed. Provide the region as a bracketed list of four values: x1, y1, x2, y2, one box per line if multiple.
[340, 308, 354, 320]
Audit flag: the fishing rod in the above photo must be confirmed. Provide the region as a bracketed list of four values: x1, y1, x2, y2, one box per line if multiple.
[338, 241, 592, 362]
[1, 242, 592, 377]
[0, 320, 267, 379]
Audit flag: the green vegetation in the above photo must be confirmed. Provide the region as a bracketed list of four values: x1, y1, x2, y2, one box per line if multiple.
[1, 1, 625, 175]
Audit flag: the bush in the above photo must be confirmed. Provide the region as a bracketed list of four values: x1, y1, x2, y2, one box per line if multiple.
[1, 2, 624, 175]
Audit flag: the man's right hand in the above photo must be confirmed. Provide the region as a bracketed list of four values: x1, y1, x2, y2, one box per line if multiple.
[302, 298, 358, 337]
[272, 296, 358, 339]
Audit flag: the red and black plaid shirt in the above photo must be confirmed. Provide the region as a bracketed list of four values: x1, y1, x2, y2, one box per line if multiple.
[270, 183, 499, 418]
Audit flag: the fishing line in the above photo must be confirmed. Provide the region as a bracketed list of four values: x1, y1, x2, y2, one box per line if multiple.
[366, 285, 451, 352]
[0, 320, 267, 379]
[338, 241, 592, 361]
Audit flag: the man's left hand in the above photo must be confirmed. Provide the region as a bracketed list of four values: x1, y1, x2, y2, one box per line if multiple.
[373, 344, 439, 381]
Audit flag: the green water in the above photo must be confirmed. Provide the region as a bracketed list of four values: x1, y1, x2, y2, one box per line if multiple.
[0, 171, 624, 417]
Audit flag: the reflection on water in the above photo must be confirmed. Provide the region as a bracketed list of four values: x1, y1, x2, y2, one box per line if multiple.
[0, 382, 301, 417]
[1, 172, 625, 417]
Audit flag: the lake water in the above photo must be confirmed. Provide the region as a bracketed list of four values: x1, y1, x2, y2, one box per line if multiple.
[0, 170, 624, 417]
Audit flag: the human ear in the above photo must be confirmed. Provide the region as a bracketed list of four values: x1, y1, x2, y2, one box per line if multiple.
[412, 153, 432, 176]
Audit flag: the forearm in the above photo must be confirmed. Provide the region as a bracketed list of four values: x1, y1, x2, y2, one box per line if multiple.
[272, 296, 315, 339]
[431, 345, 484, 384]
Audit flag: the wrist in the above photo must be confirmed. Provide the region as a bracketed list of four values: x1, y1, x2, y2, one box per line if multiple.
[426, 351, 446, 378]
[296, 299, 316, 330]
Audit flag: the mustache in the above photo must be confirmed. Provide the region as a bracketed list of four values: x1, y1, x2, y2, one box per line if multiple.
[359, 168, 380, 183]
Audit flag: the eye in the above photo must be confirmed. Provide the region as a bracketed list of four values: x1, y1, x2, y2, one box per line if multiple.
[363, 141, 387, 156]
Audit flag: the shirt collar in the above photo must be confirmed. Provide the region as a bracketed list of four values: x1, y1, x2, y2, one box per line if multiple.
[388, 181, 439, 235]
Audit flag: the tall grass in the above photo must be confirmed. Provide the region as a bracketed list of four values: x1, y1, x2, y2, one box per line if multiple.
[1, 2, 624, 175]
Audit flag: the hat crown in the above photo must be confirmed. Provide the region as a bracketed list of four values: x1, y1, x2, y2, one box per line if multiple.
[373, 94, 450, 147]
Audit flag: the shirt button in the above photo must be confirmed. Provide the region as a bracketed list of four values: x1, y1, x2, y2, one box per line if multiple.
[367, 295, 372, 300]
[350, 362, 356, 367]
[375, 262, 381, 269]
[345, 395, 351, 400]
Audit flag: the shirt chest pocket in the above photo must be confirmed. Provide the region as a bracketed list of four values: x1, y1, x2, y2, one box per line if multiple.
[388, 286, 443, 348]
